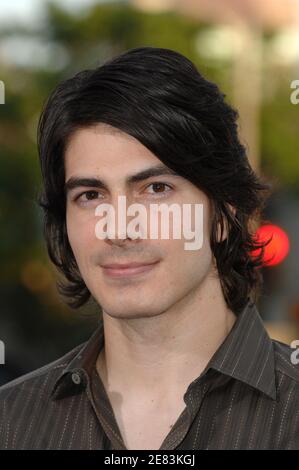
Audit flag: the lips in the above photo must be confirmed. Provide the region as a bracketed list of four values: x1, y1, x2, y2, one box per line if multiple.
[102, 261, 157, 269]
[101, 260, 160, 278]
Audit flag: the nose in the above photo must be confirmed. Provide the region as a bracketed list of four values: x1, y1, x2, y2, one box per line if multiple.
[105, 234, 141, 248]
[102, 193, 147, 246]
[96, 194, 148, 246]
[106, 217, 146, 246]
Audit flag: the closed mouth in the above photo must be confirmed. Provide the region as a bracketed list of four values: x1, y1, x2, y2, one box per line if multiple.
[101, 260, 160, 278]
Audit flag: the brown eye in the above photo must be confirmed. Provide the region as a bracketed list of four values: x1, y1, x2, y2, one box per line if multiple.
[84, 191, 99, 200]
[146, 182, 172, 194]
[75, 190, 101, 205]
[152, 183, 166, 193]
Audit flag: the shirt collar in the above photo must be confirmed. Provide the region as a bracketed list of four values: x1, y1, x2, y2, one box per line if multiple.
[50, 322, 105, 400]
[51, 299, 277, 401]
[207, 299, 277, 400]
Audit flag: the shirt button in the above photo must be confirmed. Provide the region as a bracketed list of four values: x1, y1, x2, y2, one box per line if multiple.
[71, 372, 82, 385]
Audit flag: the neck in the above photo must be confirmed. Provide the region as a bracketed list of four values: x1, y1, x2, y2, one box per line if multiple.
[96, 276, 237, 401]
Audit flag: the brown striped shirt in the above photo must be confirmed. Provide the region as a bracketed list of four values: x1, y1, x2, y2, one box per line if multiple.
[1, 298, 299, 449]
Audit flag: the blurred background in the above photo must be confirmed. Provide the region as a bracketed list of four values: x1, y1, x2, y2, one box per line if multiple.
[1, 0, 299, 385]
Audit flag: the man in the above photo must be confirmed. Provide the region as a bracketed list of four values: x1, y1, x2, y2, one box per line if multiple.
[0, 46, 298, 450]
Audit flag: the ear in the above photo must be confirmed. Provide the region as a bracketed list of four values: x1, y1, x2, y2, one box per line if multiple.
[216, 204, 237, 243]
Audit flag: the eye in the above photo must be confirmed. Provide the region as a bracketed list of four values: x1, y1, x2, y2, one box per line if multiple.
[76, 190, 101, 204]
[145, 182, 172, 195]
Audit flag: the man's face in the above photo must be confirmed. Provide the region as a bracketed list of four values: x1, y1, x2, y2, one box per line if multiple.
[65, 123, 216, 319]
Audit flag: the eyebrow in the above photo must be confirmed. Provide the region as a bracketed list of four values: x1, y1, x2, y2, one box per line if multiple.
[64, 164, 180, 194]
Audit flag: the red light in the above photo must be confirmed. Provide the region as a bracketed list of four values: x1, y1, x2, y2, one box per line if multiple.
[252, 224, 290, 267]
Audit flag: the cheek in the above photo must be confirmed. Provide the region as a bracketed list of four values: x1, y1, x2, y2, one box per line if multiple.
[164, 219, 213, 277]
[66, 210, 98, 263]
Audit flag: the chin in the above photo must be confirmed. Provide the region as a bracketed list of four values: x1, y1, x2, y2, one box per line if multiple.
[102, 306, 164, 320]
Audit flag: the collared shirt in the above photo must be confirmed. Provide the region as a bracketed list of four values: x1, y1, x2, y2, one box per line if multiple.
[1, 298, 299, 450]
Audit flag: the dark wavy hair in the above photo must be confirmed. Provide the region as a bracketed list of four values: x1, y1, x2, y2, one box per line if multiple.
[37, 46, 272, 314]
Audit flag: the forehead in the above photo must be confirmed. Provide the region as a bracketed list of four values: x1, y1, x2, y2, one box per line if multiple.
[64, 123, 162, 178]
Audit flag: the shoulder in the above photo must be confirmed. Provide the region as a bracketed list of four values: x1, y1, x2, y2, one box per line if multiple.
[0, 341, 85, 401]
[272, 338, 299, 391]
[0, 341, 89, 449]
